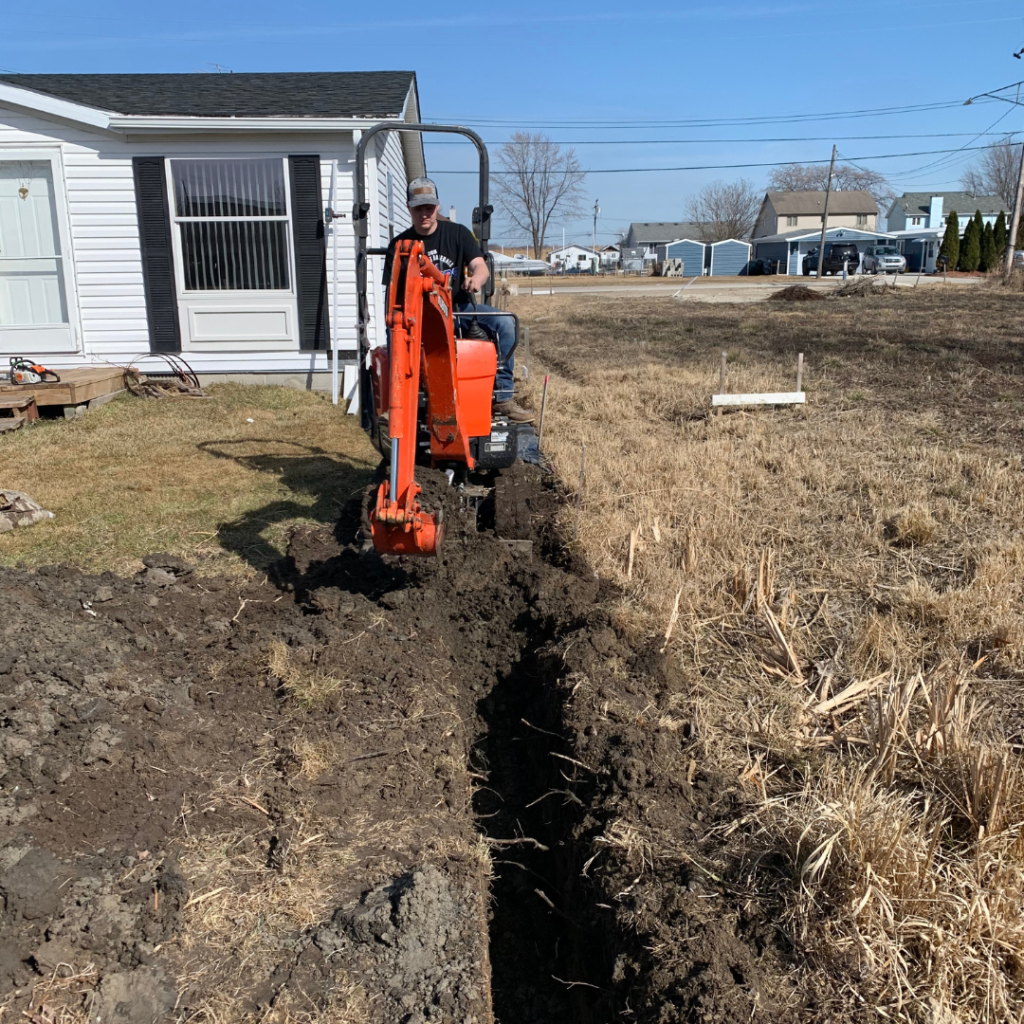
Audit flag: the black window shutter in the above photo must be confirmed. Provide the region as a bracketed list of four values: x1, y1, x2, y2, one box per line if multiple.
[132, 156, 181, 353]
[289, 155, 330, 351]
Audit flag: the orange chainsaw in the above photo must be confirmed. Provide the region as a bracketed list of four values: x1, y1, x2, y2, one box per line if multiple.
[9, 358, 60, 385]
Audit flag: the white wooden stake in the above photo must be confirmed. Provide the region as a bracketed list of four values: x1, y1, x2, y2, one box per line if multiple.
[796, 352, 804, 393]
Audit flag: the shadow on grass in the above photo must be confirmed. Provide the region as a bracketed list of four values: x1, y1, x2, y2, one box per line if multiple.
[197, 438, 378, 575]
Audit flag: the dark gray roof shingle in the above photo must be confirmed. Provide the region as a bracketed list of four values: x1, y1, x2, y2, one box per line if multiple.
[889, 191, 1005, 218]
[0, 72, 416, 118]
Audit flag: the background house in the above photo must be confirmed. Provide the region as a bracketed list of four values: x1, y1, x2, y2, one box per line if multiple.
[0, 72, 424, 402]
[622, 221, 704, 258]
[598, 244, 620, 269]
[546, 244, 600, 272]
[886, 192, 1004, 232]
[752, 191, 878, 238]
[884, 193, 1006, 274]
[752, 225, 897, 275]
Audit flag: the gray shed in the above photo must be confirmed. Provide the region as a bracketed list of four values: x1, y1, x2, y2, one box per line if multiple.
[708, 239, 752, 276]
[662, 239, 706, 277]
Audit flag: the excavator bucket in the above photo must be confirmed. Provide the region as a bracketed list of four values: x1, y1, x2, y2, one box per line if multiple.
[369, 482, 444, 556]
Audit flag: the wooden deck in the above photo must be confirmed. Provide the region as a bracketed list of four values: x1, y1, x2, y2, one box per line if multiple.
[0, 367, 128, 409]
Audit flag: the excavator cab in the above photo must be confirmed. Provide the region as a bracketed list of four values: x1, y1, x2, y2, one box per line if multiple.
[352, 123, 534, 558]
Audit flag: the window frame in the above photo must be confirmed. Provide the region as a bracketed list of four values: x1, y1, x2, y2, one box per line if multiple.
[856, 214, 868, 226]
[786, 215, 798, 227]
[0, 148, 81, 351]
[165, 156, 297, 296]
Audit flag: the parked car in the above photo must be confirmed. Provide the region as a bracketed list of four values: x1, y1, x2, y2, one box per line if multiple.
[862, 245, 906, 275]
[802, 242, 861, 276]
[748, 258, 781, 276]
[1014, 250, 1024, 267]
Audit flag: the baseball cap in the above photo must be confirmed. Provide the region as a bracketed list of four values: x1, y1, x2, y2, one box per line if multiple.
[407, 177, 439, 208]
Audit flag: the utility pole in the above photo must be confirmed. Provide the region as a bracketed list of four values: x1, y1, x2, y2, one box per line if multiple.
[593, 198, 600, 255]
[1005, 140, 1024, 278]
[816, 144, 837, 280]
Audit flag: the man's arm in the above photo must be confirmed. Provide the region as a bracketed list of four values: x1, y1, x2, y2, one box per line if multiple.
[466, 255, 489, 293]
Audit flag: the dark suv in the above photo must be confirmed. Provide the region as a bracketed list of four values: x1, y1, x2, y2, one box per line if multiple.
[802, 242, 860, 276]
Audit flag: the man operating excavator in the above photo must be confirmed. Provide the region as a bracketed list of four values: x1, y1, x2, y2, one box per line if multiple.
[382, 177, 534, 424]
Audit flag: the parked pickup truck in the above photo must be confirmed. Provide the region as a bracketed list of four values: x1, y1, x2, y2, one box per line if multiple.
[862, 244, 907, 274]
[802, 242, 861, 276]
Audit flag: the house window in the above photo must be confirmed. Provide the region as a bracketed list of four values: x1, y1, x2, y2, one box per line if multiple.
[0, 161, 68, 326]
[910, 216, 922, 226]
[786, 215, 798, 226]
[857, 214, 868, 226]
[170, 158, 291, 291]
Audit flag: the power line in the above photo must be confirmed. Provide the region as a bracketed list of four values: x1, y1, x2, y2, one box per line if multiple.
[430, 139, 1022, 176]
[425, 131, 1023, 146]
[428, 97, 990, 130]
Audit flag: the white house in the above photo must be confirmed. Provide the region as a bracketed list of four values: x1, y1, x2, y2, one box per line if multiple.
[886, 192, 1004, 232]
[885, 193, 1007, 273]
[546, 244, 600, 272]
[0, 72, 425, 396]
[598, 244, 620, 268]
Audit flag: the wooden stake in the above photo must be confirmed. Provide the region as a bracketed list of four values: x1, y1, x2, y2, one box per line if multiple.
[627, 528, 638, 579]
[537, 374, 550, 449]
[575, 443, 586, 536]
[796, 352, 804, 393]
[719, 351, 727, 394]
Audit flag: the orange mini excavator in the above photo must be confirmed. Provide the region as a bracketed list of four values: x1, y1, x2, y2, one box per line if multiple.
[351, 123, 534, 558]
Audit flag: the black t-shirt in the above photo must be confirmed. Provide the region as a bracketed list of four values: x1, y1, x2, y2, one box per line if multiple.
[382, 221, 484, 306]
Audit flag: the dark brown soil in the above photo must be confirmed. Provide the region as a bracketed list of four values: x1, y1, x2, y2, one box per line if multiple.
[0, 462, 804, 1023]
[769, 285, 825, 302]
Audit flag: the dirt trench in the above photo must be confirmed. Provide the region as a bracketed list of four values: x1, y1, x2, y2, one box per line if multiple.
[0, 463, 801, 1023]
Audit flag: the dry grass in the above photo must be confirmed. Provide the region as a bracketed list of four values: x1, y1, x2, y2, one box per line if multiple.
[516, 286, 1024, 1022]
[266, 641, 347, 710]
[0, 384, 377, 577]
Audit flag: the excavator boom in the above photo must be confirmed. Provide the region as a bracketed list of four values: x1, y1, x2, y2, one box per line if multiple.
[369, 240, 485, 557]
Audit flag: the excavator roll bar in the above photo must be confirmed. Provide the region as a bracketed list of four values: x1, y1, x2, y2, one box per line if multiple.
[352, 122, 494, 439]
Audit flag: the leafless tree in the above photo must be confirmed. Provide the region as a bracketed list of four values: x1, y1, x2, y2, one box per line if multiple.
[686, 178, 761, 241]
[767, 162, 895, 210]
[961, 138, 1019, 209]
[494, 132, 587, 258]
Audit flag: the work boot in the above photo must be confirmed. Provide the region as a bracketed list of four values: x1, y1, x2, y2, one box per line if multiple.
[493, 398, 535, 424]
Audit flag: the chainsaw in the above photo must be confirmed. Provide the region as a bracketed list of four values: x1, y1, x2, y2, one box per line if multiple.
[9, 358, 60, 385]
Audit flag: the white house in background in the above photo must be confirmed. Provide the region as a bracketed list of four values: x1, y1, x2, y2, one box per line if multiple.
[885, 191, 1005, 232]
[752, 190, 878, 238]
[0, 72, 426, 398]
[546, 244, 600, 271]
[599, 244, 620, 268]
[885, 192, 1007, 274]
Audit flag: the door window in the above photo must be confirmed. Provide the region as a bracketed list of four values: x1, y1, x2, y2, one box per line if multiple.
[170, 159, 291, 291]
[0, 161, 69, 326]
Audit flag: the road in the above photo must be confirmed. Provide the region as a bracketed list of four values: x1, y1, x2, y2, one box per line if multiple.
[514, 275, 983, 302]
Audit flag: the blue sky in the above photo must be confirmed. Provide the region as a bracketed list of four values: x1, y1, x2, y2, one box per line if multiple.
[4, 0, 1024, 247]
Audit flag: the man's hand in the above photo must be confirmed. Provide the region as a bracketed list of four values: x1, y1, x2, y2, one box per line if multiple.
[465, 256, 489, 294]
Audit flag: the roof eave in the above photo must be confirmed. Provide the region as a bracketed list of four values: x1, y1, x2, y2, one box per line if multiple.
[113, 115, 404, 134]
[0, 82, 120, 137]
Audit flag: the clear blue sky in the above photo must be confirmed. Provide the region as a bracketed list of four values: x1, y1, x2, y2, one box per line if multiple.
[4, 0, 1024, 248]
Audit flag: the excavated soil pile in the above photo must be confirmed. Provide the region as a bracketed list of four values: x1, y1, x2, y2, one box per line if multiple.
[0, 463, 802, 1023]
[769, 284, 825, 302]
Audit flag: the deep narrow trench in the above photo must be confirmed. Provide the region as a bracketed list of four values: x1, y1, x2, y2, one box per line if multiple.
[471, 623, 610, 1024]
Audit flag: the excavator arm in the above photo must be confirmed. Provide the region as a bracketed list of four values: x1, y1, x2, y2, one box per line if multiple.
[369, 239, 483, 557]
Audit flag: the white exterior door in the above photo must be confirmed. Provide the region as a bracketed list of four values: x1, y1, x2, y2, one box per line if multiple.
[0, 157, 79, 354]
[167, 157, 299, 352]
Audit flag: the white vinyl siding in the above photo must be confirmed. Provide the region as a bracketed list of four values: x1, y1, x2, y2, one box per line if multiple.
[0, 106, 415, 371]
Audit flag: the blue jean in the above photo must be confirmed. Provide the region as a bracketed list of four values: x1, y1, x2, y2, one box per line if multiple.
[457, 302, 514, 403]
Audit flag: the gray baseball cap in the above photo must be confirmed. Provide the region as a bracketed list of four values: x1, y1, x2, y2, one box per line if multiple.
[407, 177, 439, 207]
